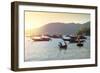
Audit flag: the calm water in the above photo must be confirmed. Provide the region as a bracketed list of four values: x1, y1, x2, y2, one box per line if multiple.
[25, 36, 90, 61]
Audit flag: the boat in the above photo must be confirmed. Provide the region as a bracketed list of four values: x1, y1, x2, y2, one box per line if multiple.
[62, 36, 71, 41]
[32, 35, 51, 41]
[79, 35, 87, 39]
[77, 43, 83, 47]
[69, 39, 85, 43]
[70, 35, 87, 39]
[50, 35, 62, 38]
[58, 42, 67, 50]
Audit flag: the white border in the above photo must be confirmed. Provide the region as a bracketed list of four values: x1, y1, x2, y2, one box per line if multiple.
[18, 5, 96, 68]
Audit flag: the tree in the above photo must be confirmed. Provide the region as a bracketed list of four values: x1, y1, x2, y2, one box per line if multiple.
[76, 27, 90, 36]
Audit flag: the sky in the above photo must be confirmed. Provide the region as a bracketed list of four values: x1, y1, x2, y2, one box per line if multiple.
[25, 11, 90, 32]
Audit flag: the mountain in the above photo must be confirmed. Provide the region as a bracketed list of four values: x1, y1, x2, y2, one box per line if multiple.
[82, 21, 90, 28]
[32, 22, 82, 35]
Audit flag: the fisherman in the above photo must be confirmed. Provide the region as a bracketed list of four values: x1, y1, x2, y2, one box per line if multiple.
[76, 35, 81, 42]
[76, 35, 83, 47]
[58, 40, 67, 48]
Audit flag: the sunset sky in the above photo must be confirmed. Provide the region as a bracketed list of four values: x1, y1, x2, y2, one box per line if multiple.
[25, 11, 90, 36]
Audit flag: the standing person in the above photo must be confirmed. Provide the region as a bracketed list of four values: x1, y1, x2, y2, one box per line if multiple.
[76, 35, 81, 43]
[76, 35, 83, 47]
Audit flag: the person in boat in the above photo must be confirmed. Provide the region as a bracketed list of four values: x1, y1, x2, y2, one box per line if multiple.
[58, 40, 67, 49]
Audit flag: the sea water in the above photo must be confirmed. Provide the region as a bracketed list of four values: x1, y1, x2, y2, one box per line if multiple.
[25, 36, 90, 61]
